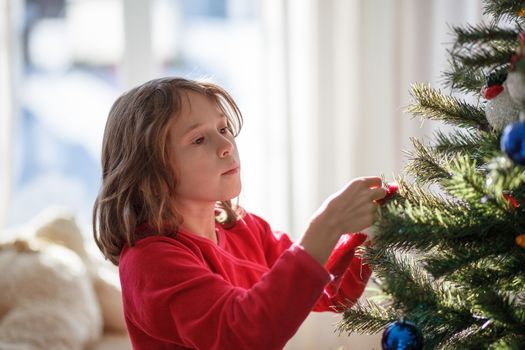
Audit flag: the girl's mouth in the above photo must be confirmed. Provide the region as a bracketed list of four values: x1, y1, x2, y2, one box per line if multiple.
[222, 167, 239, 175]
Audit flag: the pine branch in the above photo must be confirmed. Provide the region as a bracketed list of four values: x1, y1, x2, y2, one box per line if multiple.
[373, 197, 514, 255]
[405, 138, 452, 184]
[470, 290, 524, 332]
[408, 84, 490, 131]
[433, 129, 480, 153]
[371, 169, 509, 254]
[444, 59, 509, 95]
[483, 0, 525, 23]
[443, 156, 489, 204]
[435, 291, 525, 349]
[365, 248, 468, 316]
[444, 154, 518, 215]
[485, 156, 525, 193]
[449, 40, 516, 71]
[366, 249, 439, 308]
[424, 243, 523, 280]
[377, 176, 445, 210]
[444, 332, 525, 350]
[446, 330, 525, 350]
[363, 248, 487, 346]
[438, 325, 503, 350]
[434, 128, 485, 160]
[371, 179, 474, 254]
[487, 335, 525, 350]
[485, 158, 525, 231]
[406, 130, 499, 185]
[337, 300, 396, 335]
[372, 202, 452, 252]
[452, 23, 519, 46]
[470, 130, 502, 161]
[448, 255, 525, 292]
[443, 60, 486, 94]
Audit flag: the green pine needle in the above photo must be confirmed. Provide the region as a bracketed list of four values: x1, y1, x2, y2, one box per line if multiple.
[443, 155, 489, 205]
[483, 0, 525, 22]
[452, 23, 519, 46]
[434, 128, 485, 160]
[451, 44, 516, 70]
[405, 138, 452, 184]
[336, 300, 396, 335]
[408, 83, 490, 131]
[424, 243, 523, 281]
[443, 61, 486, 94]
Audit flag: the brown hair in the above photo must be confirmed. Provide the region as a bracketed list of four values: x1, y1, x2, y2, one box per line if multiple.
[93, 77, 243, 265]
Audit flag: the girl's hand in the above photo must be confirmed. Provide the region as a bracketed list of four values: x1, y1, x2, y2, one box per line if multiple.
[299, 176, 387, 265]
[311, 176, 387, 234]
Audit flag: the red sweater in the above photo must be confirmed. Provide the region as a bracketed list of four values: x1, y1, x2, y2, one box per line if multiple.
[119, 212, 371, 350]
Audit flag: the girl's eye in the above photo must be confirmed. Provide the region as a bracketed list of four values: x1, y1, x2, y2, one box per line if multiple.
[219, 127, 228, 134]
[193, 137, 204, 145]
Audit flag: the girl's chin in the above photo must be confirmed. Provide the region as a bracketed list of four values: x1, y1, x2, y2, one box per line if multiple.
[221, 186, 242, 201]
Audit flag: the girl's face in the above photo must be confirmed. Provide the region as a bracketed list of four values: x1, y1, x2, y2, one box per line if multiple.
[168, 91, 241, 205]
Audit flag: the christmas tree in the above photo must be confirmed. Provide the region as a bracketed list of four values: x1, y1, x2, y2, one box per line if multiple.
[338, 1, 525, 349]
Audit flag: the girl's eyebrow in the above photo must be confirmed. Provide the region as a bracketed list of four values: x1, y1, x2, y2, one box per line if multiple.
[182, 122, 204, 137]
[181, 114, 226, 137]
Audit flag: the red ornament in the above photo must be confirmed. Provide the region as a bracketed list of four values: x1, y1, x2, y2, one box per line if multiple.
[482, 84, 504, 100]
[503, 193, 519, 209]
[377, 183, 399, 205]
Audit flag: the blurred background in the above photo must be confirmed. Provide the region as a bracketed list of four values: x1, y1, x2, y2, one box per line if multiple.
[0, 0, 484, 348]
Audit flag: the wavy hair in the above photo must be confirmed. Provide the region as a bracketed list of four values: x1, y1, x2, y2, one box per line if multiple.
[93, 77, 243, 265]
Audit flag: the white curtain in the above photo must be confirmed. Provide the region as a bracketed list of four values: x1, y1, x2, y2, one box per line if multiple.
[0, 0, 23, 230]
[250, 0, 485, 348]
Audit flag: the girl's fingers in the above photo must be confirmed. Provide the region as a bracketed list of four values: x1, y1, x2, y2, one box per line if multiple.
[361, 176, 383, 188]
[370, 187, 388, 201]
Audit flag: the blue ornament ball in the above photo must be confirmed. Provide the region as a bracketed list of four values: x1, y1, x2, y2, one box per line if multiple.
[501, 120, 525, 165]
[382, 319, 423, 350]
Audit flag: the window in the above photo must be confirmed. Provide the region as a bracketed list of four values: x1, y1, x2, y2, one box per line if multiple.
[7, 0, 264, 233]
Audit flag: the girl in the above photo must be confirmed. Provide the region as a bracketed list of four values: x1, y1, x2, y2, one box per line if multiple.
[93, 77, 387, 350]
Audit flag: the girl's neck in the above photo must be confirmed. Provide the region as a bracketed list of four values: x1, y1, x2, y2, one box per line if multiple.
[174, 200, 218, 244]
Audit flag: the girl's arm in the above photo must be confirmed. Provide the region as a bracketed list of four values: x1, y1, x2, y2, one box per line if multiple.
[250, 177, 383, 312]
[299, 177, 385, 311]
[251, 213, 371, 312]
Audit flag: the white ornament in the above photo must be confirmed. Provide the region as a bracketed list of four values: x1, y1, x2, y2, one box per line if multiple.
[505, 70, 525, 108]
[485, 82, 520, 131]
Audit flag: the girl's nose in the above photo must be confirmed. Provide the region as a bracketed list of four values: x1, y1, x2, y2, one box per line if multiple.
[218, 137, 234, 158]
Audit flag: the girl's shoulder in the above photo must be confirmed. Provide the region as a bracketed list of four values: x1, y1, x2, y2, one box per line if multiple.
[120, 235, 184, 262]
[223, 211, 280, 251]
[229, 211, 273, 234]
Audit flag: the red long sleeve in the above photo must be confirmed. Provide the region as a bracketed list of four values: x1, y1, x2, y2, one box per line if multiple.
[119, 213, 369, 350]
[312, 233, 372, 312]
